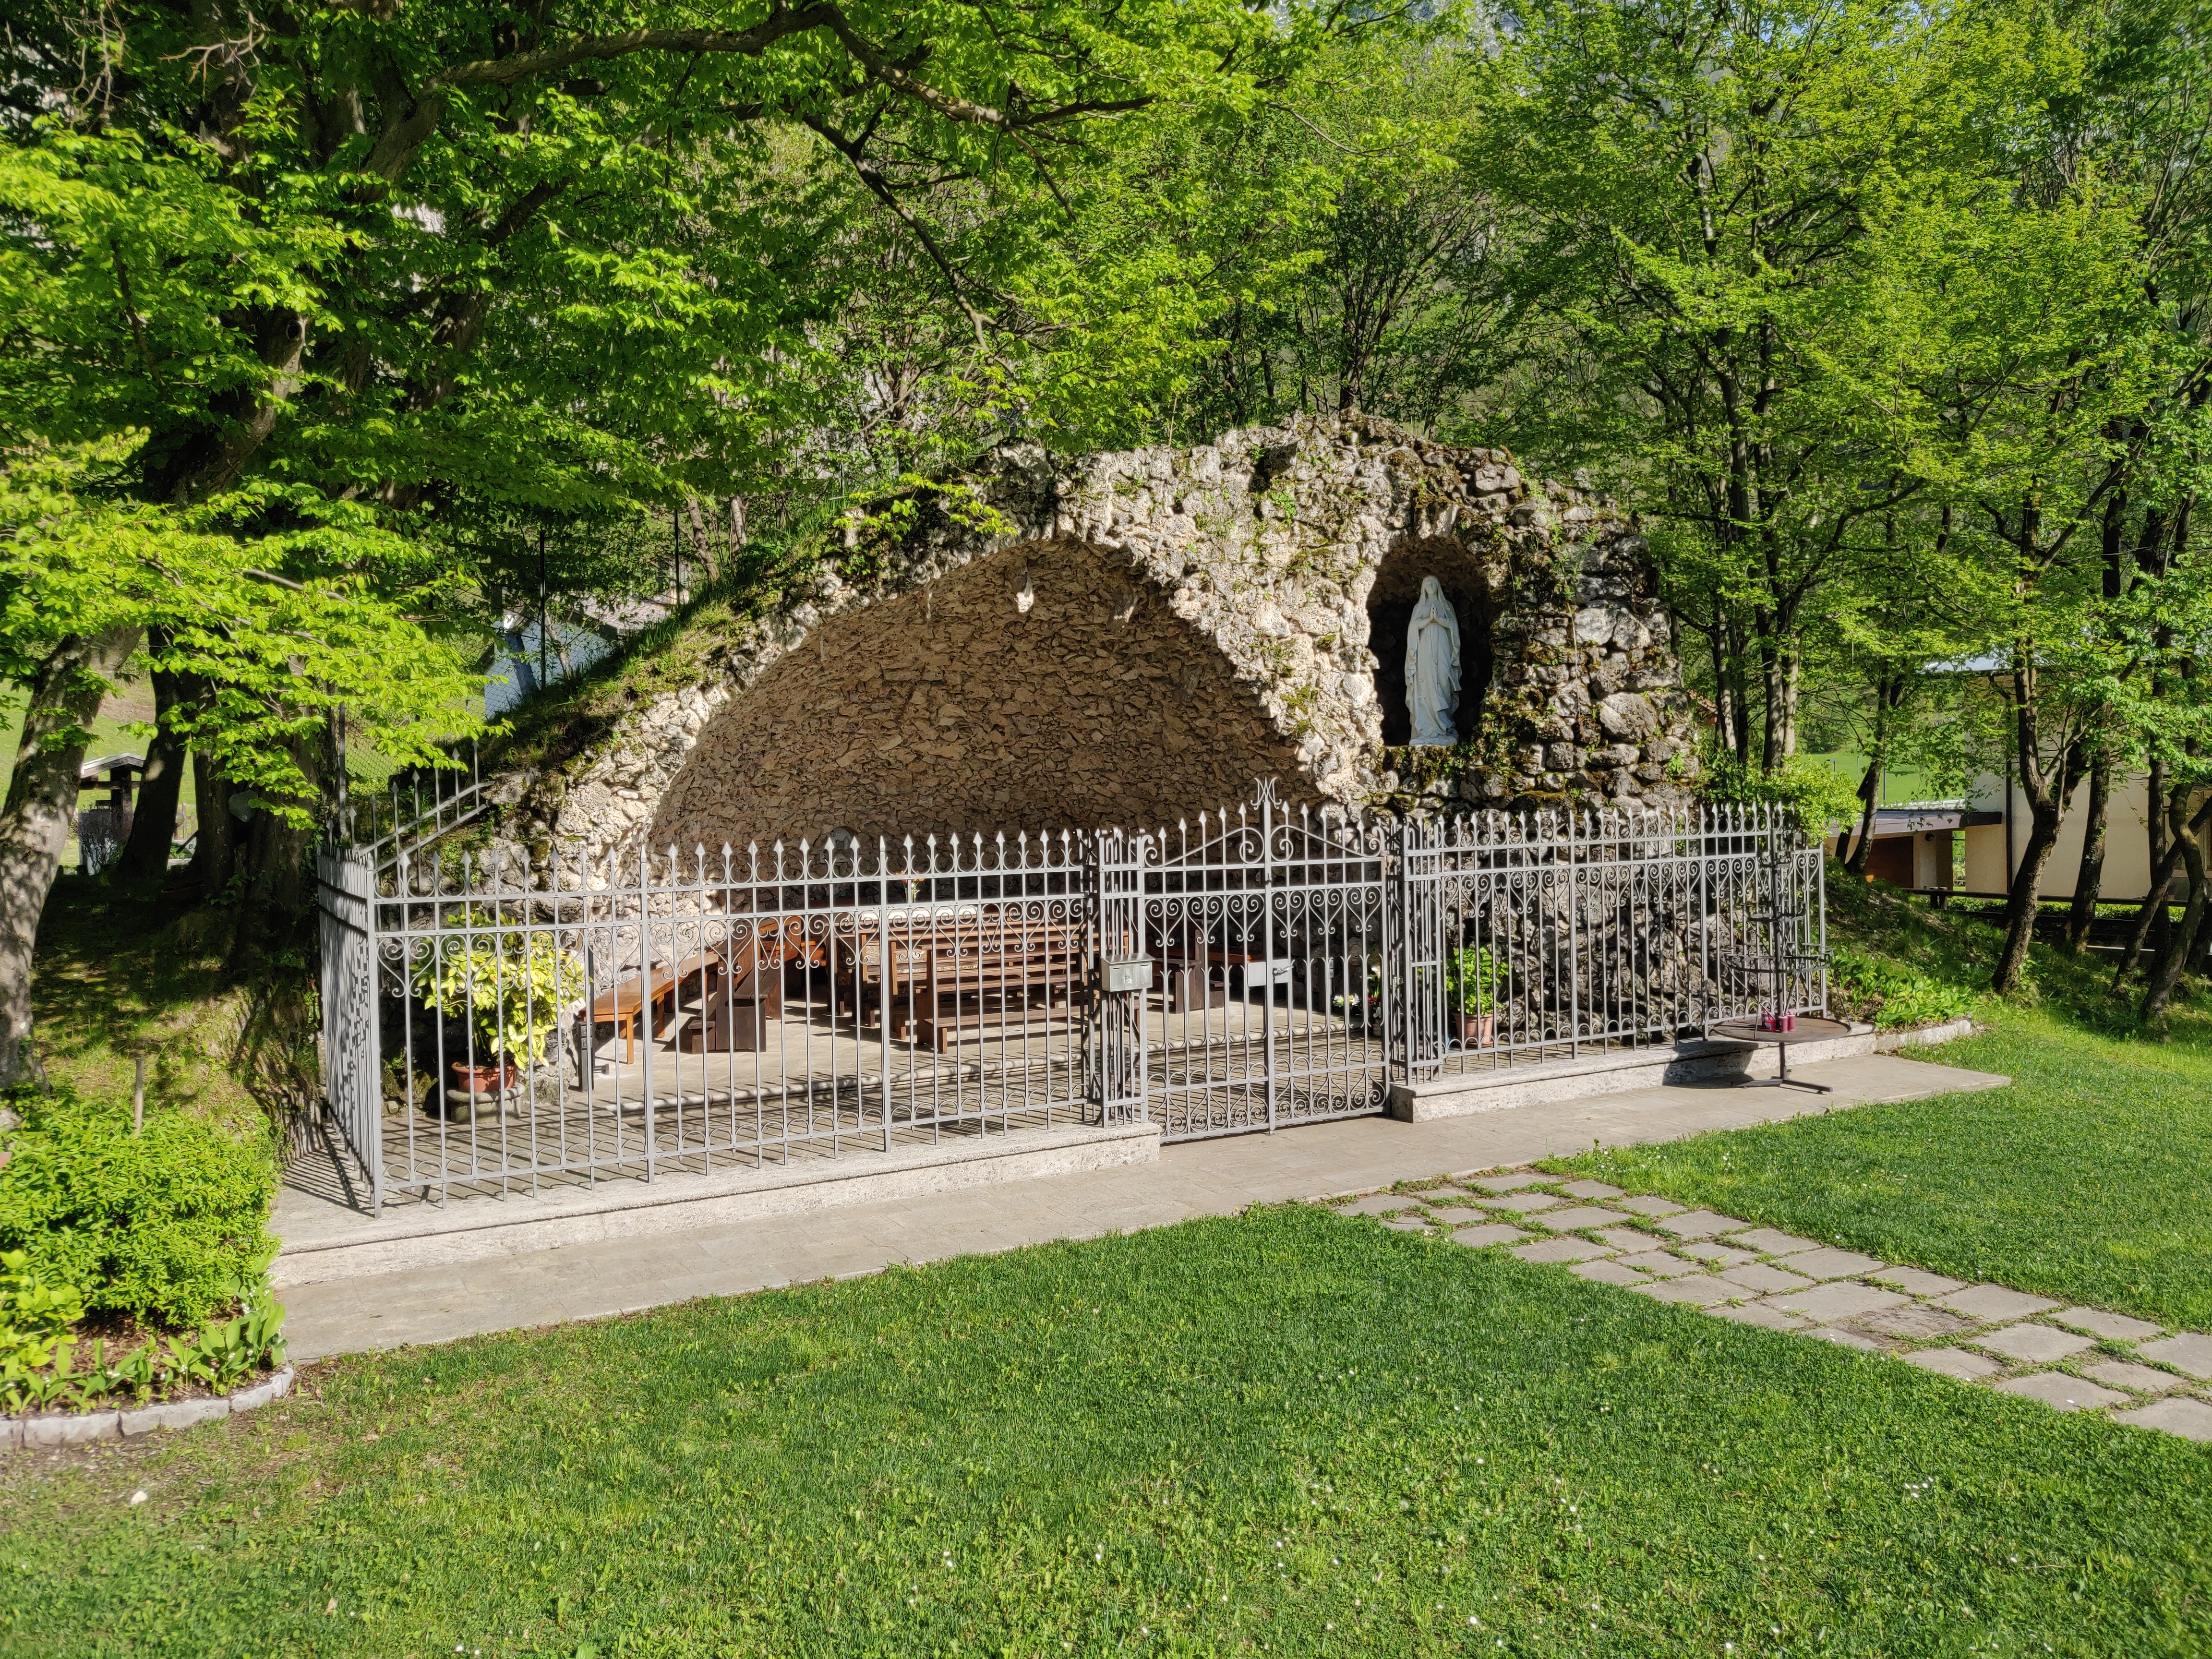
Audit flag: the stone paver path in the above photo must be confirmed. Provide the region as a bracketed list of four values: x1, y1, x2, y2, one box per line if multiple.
[1330, 1173, 2212, 1447]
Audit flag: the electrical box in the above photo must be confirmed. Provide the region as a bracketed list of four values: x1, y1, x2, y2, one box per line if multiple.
[1103, 958, 1153, 993]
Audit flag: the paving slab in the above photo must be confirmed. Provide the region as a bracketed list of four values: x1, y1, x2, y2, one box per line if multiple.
[1651, 1210, 1748, 1239]
[1470, 1173, 1557, 1194]
[1487, 1191, 1564, 1214]
[1511, 1237, 1614, 1265]
[2135, 1333, 2212, 1380]
[1779, 1248, 1888, 1281]
[1851, 1304, 1979, 1341]
[1677, 1241, 1755, 1266]
[1904, 1347, 2003, 1382]
[1569, 1259, 1650, 1287]
[1382, 1214, 1438, 1232]
[1451, 1224, 1528, 1249]
[1706, 1302, 1810, 1333]
[1336, 1193, 1428, 1217]
[2113, 1396, 2212, 1443]
[1714, 1263, 1817, 1296]
[1869, 1267, 1969, 1298]
[1973, 1323, 2097, 1365]
[1531, 1205, 1627, 1232]
[2081, 1360, 2188, 1395]
[1612, 1195, 1686, 1218]
[1616, 1250, 1706, 1278]
[1632, 1277, 1734, 1308]
[1731, 1228, 1822, 1257]
[1934, 1286, 2064, 1324]
[1992, 1372, 2127, 1412]
[2054, 1308, 2163, 1343]
[1558, 1180, 1625, 1200]
[1810, 1327, 1890, 1353]
[1592, 1227, 1662, 1252]
[280, 1049, 2009, 1358]
[1765, 1281, 1911, 1324]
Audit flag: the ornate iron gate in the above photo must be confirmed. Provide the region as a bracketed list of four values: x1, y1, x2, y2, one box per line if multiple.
[1136, 786, 1396, 1139]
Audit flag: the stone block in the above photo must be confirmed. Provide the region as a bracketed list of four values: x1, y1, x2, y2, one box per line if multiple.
[1731, 1228, 1822, 1257]
[1676, 1241, 1755, 1266]
[1631, 1277, 1733, 1308]
[23, 1411, 120, 1448]
[1851, 1304, 1978, 1341]
[1650, 1210, 1749, 1239]
[2113, 1396, 2212, 1443]
[2081, 1360, 2186, 1395]
[1870, 1267, 1969, 1298]
[1617, 1250, 1704, 1278]
[1765, 1281, 1910, 1324]
[1933, 1286, 2064, 1324]
[1336, 1192, 1425, 1217]
[1714, 1263, 1817, 1296]
[1451, 1223, 1529, 1249]
[1809, 1327, 1892, 1353]
[1706, 1302, 1809, 1332]
[1470, 1173, 1554, 1194]
[120, 1396, 233, 1437]
[1991, 1372, 2126, 1412]
[1488, 1191, 1564, 1214]
[1532, 1205, 1627, 1232]
[2054, 1308, 2163, 1344]
[227, 1370, 294, 1414]
[1973, 1324, 2096, 1366]
[1593, 1227, 1661, 1252]
[0, 1416, 17, 1451]
[1511, 1237, 1613, 1265]
[2134, 1334, 2212, 1380]
[1904, 1347, 2003, 1382]
[1558, 1180, 1625, 1200]
[1612, 1195, 1684, 1217]
[1570, 1260, 1650, 1287]
[1781, 1248, 1889, 1282]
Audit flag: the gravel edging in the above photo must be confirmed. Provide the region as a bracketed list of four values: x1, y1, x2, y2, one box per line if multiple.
[0, 1367, 295, 1452]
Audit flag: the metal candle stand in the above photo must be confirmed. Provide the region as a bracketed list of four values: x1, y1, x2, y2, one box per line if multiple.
[1708, 841, 1838, 1093]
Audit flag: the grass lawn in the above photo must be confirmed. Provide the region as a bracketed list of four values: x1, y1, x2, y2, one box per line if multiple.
[1558, 878, 2212, 1330]
[4, 1205, 2210, 1659]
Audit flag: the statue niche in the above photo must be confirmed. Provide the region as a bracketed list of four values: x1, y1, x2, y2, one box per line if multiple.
[1367, 547, 1494, 749]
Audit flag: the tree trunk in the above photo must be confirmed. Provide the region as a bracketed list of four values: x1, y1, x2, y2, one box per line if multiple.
[2110, 792, 2211, 993]
[685, 497, 721, 586]
[1844, 755, 1879, 877]
[1992, 797, 2065, 994]
[2063, 743, 2112, 954]
[116, 655, 193, 882]
[189, 750, 239, 897]
[2145, 754, 2170, 963]
[0, 625, 144, 1083]
[227, 734, 320, 974]
[2140, 819, 2209, 1023]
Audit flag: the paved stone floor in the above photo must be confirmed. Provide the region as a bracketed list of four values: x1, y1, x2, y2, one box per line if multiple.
[1339, 1174, 2212, 1446]
[284, 1051, 1997, 1358]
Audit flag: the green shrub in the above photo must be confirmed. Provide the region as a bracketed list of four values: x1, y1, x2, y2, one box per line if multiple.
[0, 1085, 276, 1329]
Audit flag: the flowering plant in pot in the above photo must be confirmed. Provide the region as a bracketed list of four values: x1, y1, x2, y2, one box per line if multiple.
[1445, 945, 1502, 1048]
[410, 918, 586, 1100]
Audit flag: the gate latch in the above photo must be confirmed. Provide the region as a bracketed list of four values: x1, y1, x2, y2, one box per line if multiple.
[1103, 958, 1153, 993]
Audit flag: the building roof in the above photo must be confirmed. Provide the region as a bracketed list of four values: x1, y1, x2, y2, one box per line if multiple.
[79, 752, 145, 780]
[1867, 803, 2001, 835]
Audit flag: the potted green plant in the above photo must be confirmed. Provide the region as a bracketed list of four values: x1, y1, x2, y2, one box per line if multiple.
[410, 921, 586, 1110]
[1445, 945, 1501, 1048]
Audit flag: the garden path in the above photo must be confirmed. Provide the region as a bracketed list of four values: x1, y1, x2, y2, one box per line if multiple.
[1347, 1173, 2212, 1446]
[282, 1050, 1998, 1359]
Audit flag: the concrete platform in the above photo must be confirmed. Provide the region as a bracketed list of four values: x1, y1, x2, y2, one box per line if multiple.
[278, 1047, 2007, 1361]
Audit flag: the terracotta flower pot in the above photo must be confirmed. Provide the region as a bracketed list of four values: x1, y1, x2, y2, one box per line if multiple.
[1456, 1011, 1496, 1049]
[449, 1061, 519, 1096]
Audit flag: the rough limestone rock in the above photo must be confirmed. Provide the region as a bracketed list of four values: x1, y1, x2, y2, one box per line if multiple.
[494, 413, 1698, 863]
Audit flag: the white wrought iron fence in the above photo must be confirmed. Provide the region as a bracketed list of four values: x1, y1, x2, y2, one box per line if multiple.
[315, 788, 1823, 1213]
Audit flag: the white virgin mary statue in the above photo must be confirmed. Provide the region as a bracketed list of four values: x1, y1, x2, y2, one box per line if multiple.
[1404, 577, 1462, 747]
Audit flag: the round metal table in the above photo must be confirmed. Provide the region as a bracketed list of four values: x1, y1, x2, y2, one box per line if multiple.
[1706, 1014, 1852, 1093]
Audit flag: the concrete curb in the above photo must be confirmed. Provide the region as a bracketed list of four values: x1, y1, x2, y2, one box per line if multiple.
[276, 1120, 1162, 1286]
[1386, 1019, 1981, 1122]
[3, 1366, 294, 1452]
